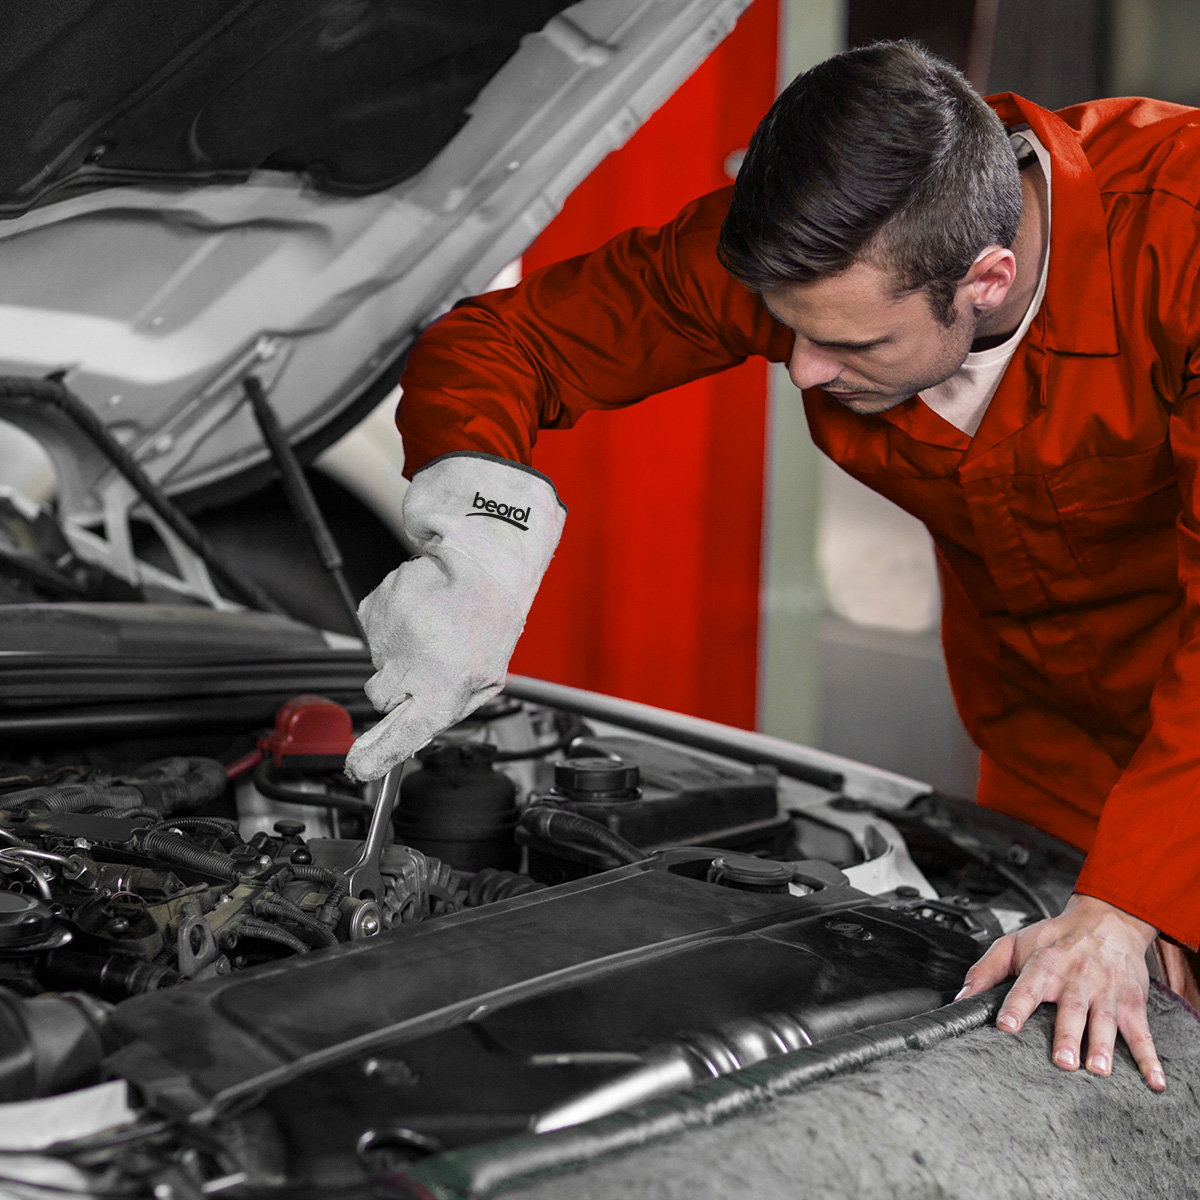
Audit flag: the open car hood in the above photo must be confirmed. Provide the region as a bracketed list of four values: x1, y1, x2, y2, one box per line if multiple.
[0, 0, 749, 518]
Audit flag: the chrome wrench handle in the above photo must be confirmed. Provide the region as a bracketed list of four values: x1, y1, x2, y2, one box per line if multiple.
[342, 761, 405, 901]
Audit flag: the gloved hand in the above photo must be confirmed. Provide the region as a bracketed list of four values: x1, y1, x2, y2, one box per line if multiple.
[344, 451, 566, 781]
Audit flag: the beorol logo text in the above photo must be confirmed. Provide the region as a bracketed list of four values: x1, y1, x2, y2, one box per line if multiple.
[466, 491, 530, 530]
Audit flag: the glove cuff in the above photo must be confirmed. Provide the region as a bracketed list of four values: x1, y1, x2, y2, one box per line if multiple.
[414, 451, 567, 513]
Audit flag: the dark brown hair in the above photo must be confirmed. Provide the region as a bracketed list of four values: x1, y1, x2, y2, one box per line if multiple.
[717, 41, 1022, 325]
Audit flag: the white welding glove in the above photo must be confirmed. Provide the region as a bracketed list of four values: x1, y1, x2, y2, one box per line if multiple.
[344, 451, 566, 781]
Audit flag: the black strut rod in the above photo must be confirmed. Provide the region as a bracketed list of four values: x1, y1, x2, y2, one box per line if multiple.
[0, 375, 284, 615]
[243, 375, 366, 640]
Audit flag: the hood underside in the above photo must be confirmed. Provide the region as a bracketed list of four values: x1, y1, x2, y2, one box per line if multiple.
[2, 1, 573, 216]
[2, 0, 748, 506]
[0, 0, 752, 514]
[0, 0, 752, 612]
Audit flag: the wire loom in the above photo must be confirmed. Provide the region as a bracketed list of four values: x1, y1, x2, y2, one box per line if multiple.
[390, 986, 1008, 1200]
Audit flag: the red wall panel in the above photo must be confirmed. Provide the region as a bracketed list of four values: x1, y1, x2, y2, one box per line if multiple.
[507, 0, 779, 728]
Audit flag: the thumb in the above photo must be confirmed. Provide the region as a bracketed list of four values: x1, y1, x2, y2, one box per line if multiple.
[344, 699, 430, 782]
[956, 935, 1017, 998]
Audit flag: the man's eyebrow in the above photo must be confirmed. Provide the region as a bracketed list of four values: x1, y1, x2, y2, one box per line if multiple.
[808, 333, 890, 351]
[760, 299, 889, 351]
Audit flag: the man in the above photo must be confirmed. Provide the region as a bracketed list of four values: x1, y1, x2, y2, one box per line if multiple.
[345, 41, 1200, 1092]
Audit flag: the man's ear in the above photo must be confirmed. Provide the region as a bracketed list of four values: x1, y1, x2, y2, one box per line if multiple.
[962, 246, 1016, 313]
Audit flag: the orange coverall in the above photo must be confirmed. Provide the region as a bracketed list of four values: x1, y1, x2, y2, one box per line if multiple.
[396, 93, 1200, 949]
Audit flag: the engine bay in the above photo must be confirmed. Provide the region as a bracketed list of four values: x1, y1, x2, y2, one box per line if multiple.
[0, 674, 1086, 1198]
[0, 691, 1072, 1014]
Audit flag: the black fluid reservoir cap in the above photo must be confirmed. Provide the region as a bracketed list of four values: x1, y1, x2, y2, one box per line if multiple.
[553, 756, 640, 800]
[707, 854, 793, 893]
[0, 891, 59, 951]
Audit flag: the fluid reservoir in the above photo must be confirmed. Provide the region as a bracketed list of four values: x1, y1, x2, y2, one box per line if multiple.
[395, 742, 518, 871]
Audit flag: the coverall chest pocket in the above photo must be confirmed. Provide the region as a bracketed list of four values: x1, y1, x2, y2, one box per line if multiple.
[1045, 443, 1181, 581]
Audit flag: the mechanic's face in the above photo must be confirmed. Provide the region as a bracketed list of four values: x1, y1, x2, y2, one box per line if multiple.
[761, 261, 977, 416]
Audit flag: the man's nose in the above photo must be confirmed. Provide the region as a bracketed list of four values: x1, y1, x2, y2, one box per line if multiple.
[788, 341, 843, 390]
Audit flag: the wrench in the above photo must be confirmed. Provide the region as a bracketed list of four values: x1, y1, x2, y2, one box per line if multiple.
[342, 761, 406, 901]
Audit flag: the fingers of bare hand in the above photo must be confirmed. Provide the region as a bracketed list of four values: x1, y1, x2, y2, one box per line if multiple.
[1119, 1005, 1166, 1092]
[1050, 990, 1091, 1071]
[1081, 1002, 1117, 1076]
[996, 961, 1049, 1034]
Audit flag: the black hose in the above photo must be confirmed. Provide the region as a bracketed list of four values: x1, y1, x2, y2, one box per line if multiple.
[5, 757, 227, 816]
[253, 896, 337, 948]
[119, 757, 229, 813]
[253, 760, 371, 816]
[0, 765, 87, 793]
[274, 863, 343, 890]
[520, 806, 645, 866]
[232, 917, 309, 956]
[145, 816, 242, 849]
[7, 782, 146, 814]
[86, 806, 161, 820]
[273, 862, 347, 926]
[138, 830, 240, 881]
[0, 375, 283, 614]
[455, 867, 548, 907]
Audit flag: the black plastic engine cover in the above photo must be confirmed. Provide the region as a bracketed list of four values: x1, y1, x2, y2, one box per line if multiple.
[103, 854, 980, 1184]
[257, 905, 973, 1183]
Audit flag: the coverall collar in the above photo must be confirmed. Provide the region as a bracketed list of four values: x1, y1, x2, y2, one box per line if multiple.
[985, 92, 1120, 357]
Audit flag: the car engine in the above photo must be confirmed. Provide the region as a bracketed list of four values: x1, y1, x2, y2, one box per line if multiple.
[0, 683, 1082, 1113]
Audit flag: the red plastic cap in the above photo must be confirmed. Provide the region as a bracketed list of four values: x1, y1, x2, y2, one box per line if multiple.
[260, 695, 355, 766]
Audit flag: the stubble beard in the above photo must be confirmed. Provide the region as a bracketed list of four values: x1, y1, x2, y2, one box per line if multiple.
[830, 306, 977, 415]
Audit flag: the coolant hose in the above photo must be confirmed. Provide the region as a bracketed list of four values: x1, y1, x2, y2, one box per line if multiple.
[138, 829, 240, 881]
[520, 806, 645, 865]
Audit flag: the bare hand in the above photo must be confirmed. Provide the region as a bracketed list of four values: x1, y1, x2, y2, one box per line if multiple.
[956, 893, 1165, 1091]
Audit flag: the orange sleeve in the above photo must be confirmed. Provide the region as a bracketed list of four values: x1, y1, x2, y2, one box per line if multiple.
[1076, 248, 1200, 947]
[395, 186, 794, 476]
